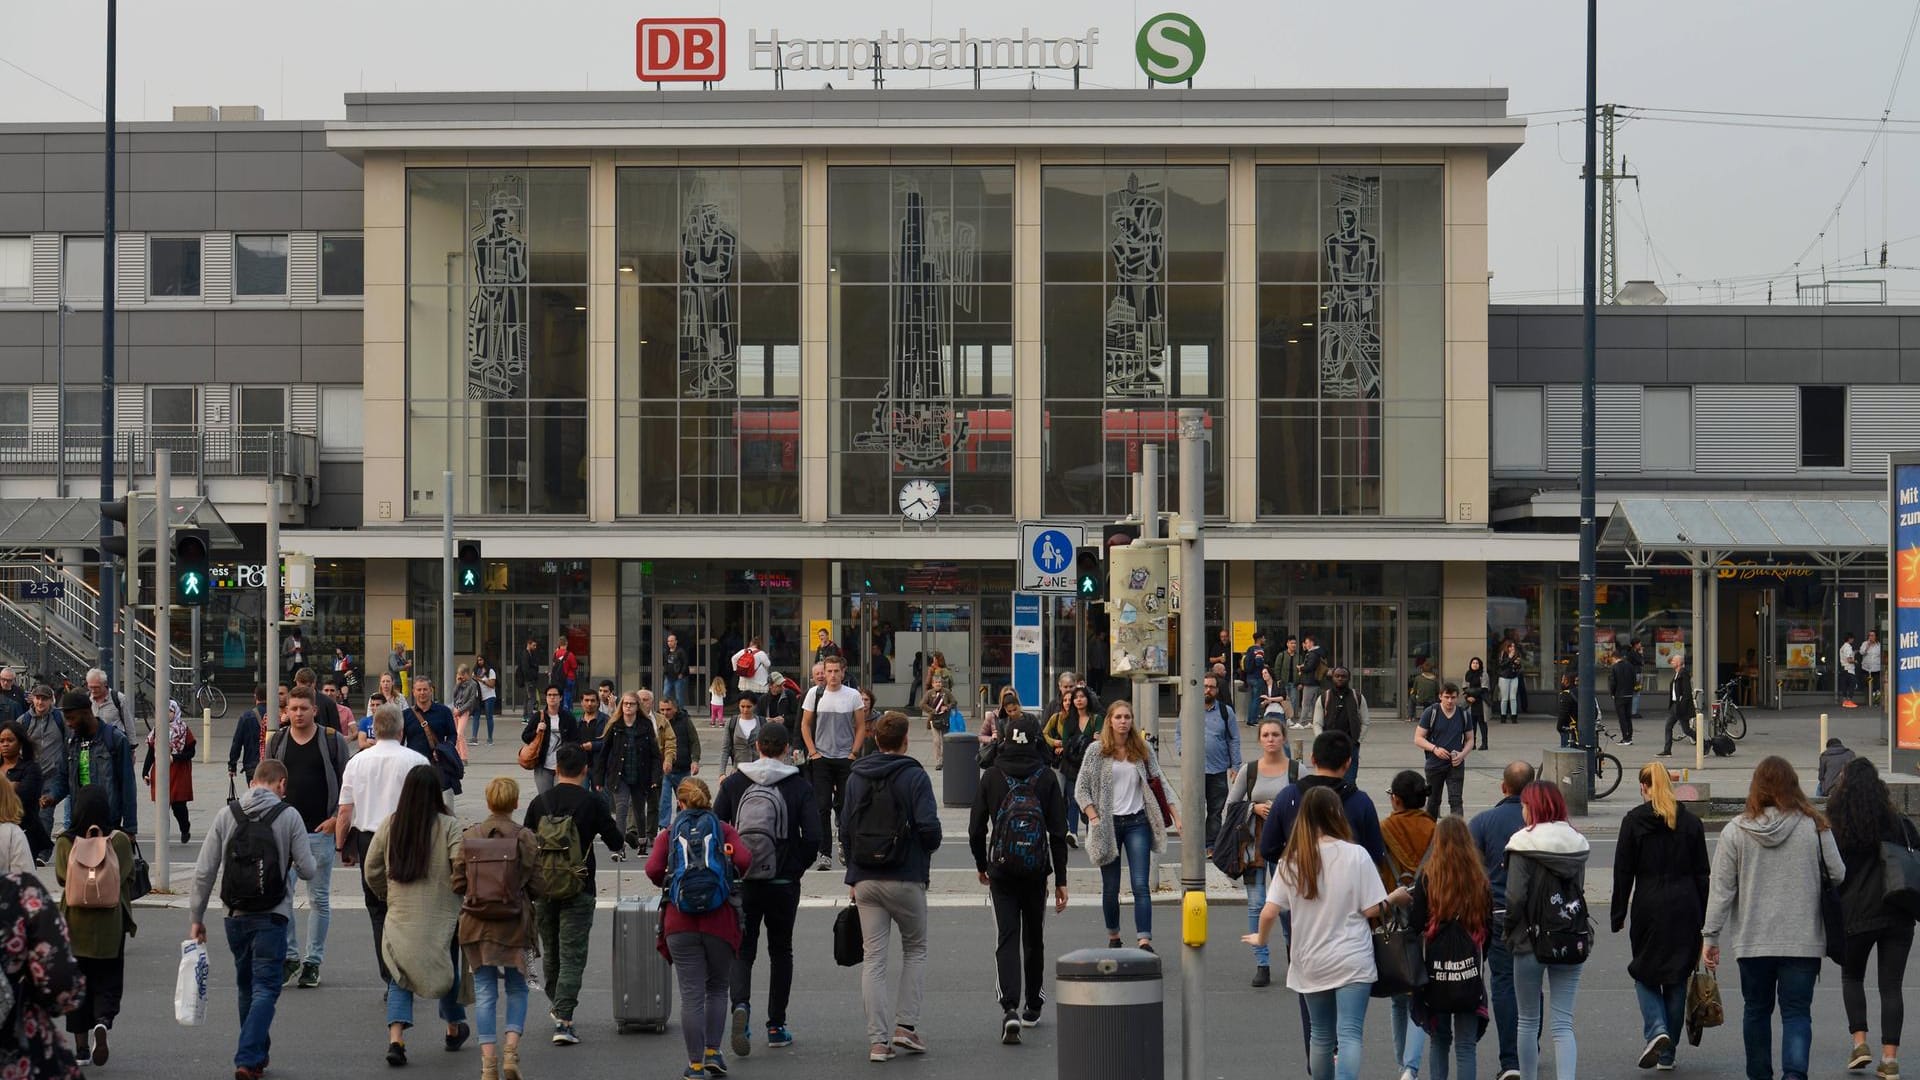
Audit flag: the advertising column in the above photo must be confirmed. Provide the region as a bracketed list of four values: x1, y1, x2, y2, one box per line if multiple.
[1891, 456, 1920, 772]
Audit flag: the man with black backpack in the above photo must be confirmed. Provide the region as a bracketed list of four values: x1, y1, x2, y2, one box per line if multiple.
[967, 716, 1068, 1046]
[841, 711, 942, 1063]
[1414, 682, 1475, 817]
[1306, 667, 1370, 783]
[715, 722, 819, 1057]
[187, 759, 317, 1080]
[523, 743, 625, 1047]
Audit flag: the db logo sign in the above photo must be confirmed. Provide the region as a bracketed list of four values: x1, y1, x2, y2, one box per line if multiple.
[637, 19, 726, 82]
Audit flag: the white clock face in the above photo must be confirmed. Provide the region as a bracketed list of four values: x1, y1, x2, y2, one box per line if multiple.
[898, 480, 942, 521]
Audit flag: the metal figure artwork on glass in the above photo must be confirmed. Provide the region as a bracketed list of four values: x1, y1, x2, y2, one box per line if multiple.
[465, 185, 530, 400]
[1104, 172, 1168, 397]
[1318, 174, 1382, 399]
[679, 186, 739, 399]
[854, 179, 976, 472]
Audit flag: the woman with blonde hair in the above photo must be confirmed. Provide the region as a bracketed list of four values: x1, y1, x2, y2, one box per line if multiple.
[1610, 763, 1708, 1071]
[1076, 699, 1179, 951]
[452, 775, 543, 1080]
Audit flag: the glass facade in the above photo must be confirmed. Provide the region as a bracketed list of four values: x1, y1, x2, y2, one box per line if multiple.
[407, 168, 591, 517]
[828, 167, 1015, 517]
[1256, 167, 1444, 518]
[1042, 166, 1226, 518]
[616, 168, 803, 516]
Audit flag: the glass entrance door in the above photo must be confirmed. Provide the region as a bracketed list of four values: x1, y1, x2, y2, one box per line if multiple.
[1293, 600, 1403, 716]
[853, 597, 977, 712]
[452, 597, 556, 715]
[652, 598, 768, 707]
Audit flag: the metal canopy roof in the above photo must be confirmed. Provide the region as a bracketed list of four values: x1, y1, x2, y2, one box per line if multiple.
[0, 497, 243, 550]
[1601, 496, 1888, 560]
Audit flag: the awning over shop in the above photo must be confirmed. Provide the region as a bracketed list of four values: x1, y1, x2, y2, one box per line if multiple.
[1601, 496, 1888, 566]
[0, 497, 244, 551]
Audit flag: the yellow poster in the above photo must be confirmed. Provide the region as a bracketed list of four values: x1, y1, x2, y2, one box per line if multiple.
[1232, 620, 1257, 654]
[808, 620, 836, 654]
[390, 619, 415, 693]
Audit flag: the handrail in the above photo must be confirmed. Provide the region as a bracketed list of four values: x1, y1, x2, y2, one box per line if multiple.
[0, 556, 192, 682]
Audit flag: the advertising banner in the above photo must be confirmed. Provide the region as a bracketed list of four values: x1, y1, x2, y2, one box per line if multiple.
[1893, 459, 1920, 757]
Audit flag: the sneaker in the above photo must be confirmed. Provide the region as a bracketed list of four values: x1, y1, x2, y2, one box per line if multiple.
[235, 1068, 265, 1080]
[386, 1041, 407, 1067]
[1400, 1070, 1417, 1080]
[1621, 739, 1634, 746]
[552, 1021, 579, 1046]
[1499, 1071, 1522, 1080]
[680, 1065, 707, 1079]
[1878, 1060, 1900, 1079]
[730, 1004, 752, 1057]
[765, 1024, 793, 1049]
[869, 1044, 896, 1063]
[703, 1049, 729, 1076]
[1000, 1011, 1022, 1045]
[818, 858, 834, 872]
[1844, 700, 1861, 709]
[1656, 1064, 1674, 1072]
[297, 961, 321, 988]
[90, 1024, 109, 1066]
[1853, 1044, 1875, 1071]
[891, 1028, 927, 1054]
[1251, 964, 1271, 988]
[1065, 832, 1079, 849]
[1639, 1033, 1671, 1069]
[445, 1021, 470, 1052]
[283, 959, 302, 986]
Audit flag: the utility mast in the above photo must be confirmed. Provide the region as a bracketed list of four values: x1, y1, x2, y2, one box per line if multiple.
[1596, 103, 1637, 305]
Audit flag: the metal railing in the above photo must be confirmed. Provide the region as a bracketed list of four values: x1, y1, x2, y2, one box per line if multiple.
[0, 426, 318, 484]
[0, 557, 192, 687]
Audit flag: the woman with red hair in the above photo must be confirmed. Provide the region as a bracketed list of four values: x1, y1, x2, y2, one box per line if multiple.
[1503, 782, 1591, 1080]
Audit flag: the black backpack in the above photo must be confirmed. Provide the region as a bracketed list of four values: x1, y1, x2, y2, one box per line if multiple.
[1524, 860, 1593, 965]
[219, 800, 292, 914]
[849, 772, 913, 869]
[1418, 917, 1486, 1013]
[988, 773, 1049, 879]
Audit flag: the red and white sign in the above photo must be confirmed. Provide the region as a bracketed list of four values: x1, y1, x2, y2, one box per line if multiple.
[637, 19, 727, 82]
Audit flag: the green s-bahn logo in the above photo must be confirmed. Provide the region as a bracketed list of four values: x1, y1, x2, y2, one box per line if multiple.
[1136, 13, 1205, 84]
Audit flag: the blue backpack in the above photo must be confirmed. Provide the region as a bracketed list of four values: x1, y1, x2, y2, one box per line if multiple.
[666, 809, 733, 915]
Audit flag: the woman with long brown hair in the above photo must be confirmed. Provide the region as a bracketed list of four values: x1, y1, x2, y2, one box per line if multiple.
[1611, 762, 1709, 1071]
[1829, 756, 1918, 1077]
[367, 764, 469, 1066]
[1245, 785, 1401, 1080]
[1387, 815, 1493, 1080]
[1076, 698, 1178, 951]
[1702, 756, 1845, 1080]
[1382, 770, 1436, 1080]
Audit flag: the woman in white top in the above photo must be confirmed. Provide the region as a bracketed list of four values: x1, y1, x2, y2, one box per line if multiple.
[0, 773, 30, 874]
[1077, 699, 1180, 951]
[1245, 785, 1405, 1080]
[472, 653, 498, 745]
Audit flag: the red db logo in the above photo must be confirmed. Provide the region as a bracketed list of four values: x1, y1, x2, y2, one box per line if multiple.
[637, 19, 726, 82]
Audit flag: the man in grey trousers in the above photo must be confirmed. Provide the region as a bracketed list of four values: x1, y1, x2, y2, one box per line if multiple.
[841, 712, 942, 1064]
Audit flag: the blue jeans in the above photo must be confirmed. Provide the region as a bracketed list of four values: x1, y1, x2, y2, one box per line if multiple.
[1428, 1009, 1479, 1080]
[662, 676, 687, 708]
[226, 913, 288, 1070]
[1099, 811, 1154, 939]
[1344, 747, 1360, 784]
[1635, 978, 1686, 1065]
[1302, 980, 1371, 1080]
[1513, 953, 1581, 1080]
[562, 678, 576, 713]
[1392, 994, 1428, 1076]
[1244, 863, 1271, 967]
[285, 834, 333, 965]
[472, 965, 529, 1046]
[386, 939, 468, 1032]
[1487, 931, 1520, 1074]
[1737, 956, 1818, 1080]
[660, 770, 690, 831]
[469, 699, 497, 742]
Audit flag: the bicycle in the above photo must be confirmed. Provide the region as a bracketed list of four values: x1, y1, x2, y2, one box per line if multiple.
[1556, 715, 1625, 800]
[1706, 678, 1748, 741]
[188, 653, 228, 719]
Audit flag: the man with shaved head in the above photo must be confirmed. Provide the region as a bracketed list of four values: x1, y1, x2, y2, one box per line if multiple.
[1470, 760, 1537, 1080]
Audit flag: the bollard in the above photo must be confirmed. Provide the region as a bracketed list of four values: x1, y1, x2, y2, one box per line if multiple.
[942, 731, 981, 808]
[1543, 747, 1588, 816]
[203, 707, 213, 762]
[1056, 948, 1162, 1080]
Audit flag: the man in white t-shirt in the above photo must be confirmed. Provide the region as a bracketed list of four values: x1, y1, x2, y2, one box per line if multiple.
[800, 654, 869, 872]
[733, 636, 772, 704]
[332, 703, 430, 985]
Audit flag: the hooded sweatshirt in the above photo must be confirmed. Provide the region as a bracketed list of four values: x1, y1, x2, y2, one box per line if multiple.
[714, 755, 821, 882]
[841, 752, 942, 886]
[189, 784, 317, 926]
[969, 737, 1070, 885]
[1259, 773, 1386, 867]
[1702, 807, 1845, 960]
[1817, 744, 1857, 796]
[1503, 819, 1591, 954]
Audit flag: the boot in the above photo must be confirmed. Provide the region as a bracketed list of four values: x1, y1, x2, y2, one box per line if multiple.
[482, 1054, 501, 1080]
[502, 1044, 523, 1080]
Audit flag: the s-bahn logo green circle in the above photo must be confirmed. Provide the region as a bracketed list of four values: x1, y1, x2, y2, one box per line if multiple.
[1136, 13, 1205, 84]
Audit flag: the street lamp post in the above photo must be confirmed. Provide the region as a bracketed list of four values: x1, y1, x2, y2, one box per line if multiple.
[1578, 0, 1601, 771]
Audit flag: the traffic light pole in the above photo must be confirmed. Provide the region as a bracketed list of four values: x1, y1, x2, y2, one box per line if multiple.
[1175, 409, 1206, 1080]
[265, 479, 279, 731]
[153, 449, 171, 891]
[443, 470, 454, 694]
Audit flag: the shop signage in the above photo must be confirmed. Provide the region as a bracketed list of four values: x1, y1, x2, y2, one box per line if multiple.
[748, 27, 1101, 79]
[742, 570, 794, 591]
[1135, 12, 1205, 84]
[637, 19, 727, 81]
[213, 562, 285, 591]
[1893, 459, 1920, 752]
[1716, 560, 1818, 581]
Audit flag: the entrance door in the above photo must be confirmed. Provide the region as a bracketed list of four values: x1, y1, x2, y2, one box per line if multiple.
[652, 598, 767, 705]
[853, 598, 976, 712]
[503, 600, 554, 712]
[1293, 600, 1403, 716]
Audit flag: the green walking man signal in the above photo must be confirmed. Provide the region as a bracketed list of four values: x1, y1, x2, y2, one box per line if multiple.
[456, 539, 484, 594]
[173, 528, 211, 608]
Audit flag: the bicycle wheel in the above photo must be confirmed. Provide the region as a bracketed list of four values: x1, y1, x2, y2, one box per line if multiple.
[204, 685, 228, 719]
[1724, 704, 1747, 741]
[1593, 752, 1624, 800]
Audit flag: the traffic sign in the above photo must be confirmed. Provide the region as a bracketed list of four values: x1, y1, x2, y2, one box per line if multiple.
[17, 580, 65, 602]
[1019, 522, 1085, 594]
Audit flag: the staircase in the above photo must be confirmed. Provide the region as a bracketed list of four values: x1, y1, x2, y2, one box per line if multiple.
[0, 556, 191, 699]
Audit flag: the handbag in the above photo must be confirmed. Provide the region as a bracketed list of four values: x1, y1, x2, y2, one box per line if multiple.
[1370, 904, 1427, 998]
[1146, 772, 1174, 824]
[517, 725, 543, 770]
[1683, 964, 1724, 1046]
[833, 903, 863, 968]
[1209, 769, 1259, 879]
[125, 838, 153, 902]
[947, 709, 966, 734]
[1880, 820, 1920, 920]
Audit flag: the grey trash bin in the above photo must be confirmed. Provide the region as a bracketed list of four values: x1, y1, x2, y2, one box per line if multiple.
[942, 732, 981, 807]
[1056, 947, 1163, 1080]
[1542, 747, 1588, 817]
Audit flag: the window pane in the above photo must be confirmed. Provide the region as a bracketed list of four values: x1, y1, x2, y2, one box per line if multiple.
[234, 235, 288, 296]
[1256, 168, 1318, 282]
[1166, 166, 1227, 283]
[1642, 387, 1690, 471]
[1259, 403, 1317, 515]
[1491, 387, 1544, 470]
[148, 237, 201, 297]
[240, 387, 284, 427]
[149, 387, 195, 427]
[0, 237, 27, 301]
[64, 386, 103, 435]
[64, 237, 104, 302]
[0, 388, 27, 428]
[1800, 385, 1846, 468]
[321, 235, 364, 296]
[321, 385, 363, 452]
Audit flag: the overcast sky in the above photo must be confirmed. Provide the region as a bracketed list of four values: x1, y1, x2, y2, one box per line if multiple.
[8, 0, 1920, 305]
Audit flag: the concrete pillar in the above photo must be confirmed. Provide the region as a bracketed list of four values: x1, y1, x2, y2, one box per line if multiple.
[1441, 560, 1487, 686]
[364, 558, 407, 673]
[591, 557, 619, 688]
[1014, 148, 1043, 520]
[1227, 148, 1257, 524]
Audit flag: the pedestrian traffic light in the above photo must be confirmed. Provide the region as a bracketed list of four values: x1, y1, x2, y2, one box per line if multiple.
[1076, 549, 1102, 598]
[173, 528, 211, 607]
[456, 540, 483, 593]
[100, 497, 130, 561]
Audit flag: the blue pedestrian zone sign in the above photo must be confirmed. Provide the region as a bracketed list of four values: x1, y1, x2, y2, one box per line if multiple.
[1033, 530, 1072, 575]
[1019, 522, 1085, 594]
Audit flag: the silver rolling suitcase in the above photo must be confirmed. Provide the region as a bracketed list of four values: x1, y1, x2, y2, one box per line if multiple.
[612, 873, 674, 1034]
